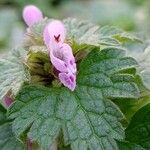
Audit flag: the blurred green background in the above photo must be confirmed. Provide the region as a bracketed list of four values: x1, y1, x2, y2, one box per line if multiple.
[0, 0, 149, 53]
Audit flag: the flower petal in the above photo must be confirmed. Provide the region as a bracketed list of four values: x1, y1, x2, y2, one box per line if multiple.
[50, 47, 68, 73]
[43, 20, 66, 48]
[43, 25, 50, 48]
[23, 5, 43, 27]
[59, 73, 76, 91]
[60, 43, 75, 63]
[49, 43, 76, 74]
[60, 43, 77, 74]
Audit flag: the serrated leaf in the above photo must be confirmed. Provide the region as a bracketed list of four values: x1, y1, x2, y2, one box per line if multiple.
[63, 18, 101, 46]
[125, 104, 150, 149]
[125, 43, 150, 90]
[117, 141, 145, 150]
[63, 18, 141, 46]
[9, 86, 124, 150]
[113, 75, 150, 122]
[0, 105, 24, 150]
[9, 47, 140, 150]
[0, 48, 30, 100]
[78, 47, 140, 99]
[99, 26, 142, 43]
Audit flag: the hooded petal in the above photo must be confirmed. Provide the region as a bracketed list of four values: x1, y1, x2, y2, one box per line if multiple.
[50, 46, 68, 73]
[60, 43, 75, 64]
[59, 73, 76, 91]
[49, 43, 76, 74]
[60, 43, 77, 74]
[23, 5, 43, 27]
[43, 20, 66, 48]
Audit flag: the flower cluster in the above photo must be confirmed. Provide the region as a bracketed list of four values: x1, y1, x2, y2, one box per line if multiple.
[23, 5, 77, 91]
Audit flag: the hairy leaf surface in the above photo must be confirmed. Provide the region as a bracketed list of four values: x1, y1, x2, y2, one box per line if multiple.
[64, 18, 141, 46]
[9, 47, 140, 150]
[0, 105, 24, 150]
[0, 48, 29, 100]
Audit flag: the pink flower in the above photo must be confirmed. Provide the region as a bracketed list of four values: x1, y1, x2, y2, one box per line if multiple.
[23, 5, 43, 27]
[43, 20, 77, 91]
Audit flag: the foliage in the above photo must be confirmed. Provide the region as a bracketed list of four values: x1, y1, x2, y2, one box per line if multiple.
[0, 105, 24, 150]
[8, 47, 140, 150]
[125, 104, 150, 149]
[0, 17, 149, 150]
[0, 48, 30, 101]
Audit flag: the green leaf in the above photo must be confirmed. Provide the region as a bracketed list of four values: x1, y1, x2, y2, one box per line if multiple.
[98, 26, 141, 45]
[9, 86, 124, 150]
[0, 105, 24, 150]
[9, 47, 140, 150]
[78, 47, 140, 99]
[63, 18, 141, 46]
[117, 141, 145, 150]
[113, 76, 150, 122]
[125, 44, 150, 90]
[125, 104, 150, 149]
[0, 48, 30, 100]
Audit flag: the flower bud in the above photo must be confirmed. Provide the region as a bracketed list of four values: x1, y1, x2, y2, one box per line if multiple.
[3, 96, 13, 108]
[23, 5, 43, 27]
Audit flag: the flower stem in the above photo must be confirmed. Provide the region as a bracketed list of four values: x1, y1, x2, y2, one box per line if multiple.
[27, 139, 32, 150]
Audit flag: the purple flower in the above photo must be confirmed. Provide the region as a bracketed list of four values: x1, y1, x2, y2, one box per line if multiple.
[23, 5, 43, 27]
[43, 20, 77, 91]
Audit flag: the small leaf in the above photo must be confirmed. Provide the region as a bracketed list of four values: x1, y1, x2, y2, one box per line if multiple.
[9, 47, 140, 150]
[0, 48, 30, 100]
[0, 105, 24, 150]
[125, 104, 150, 149]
